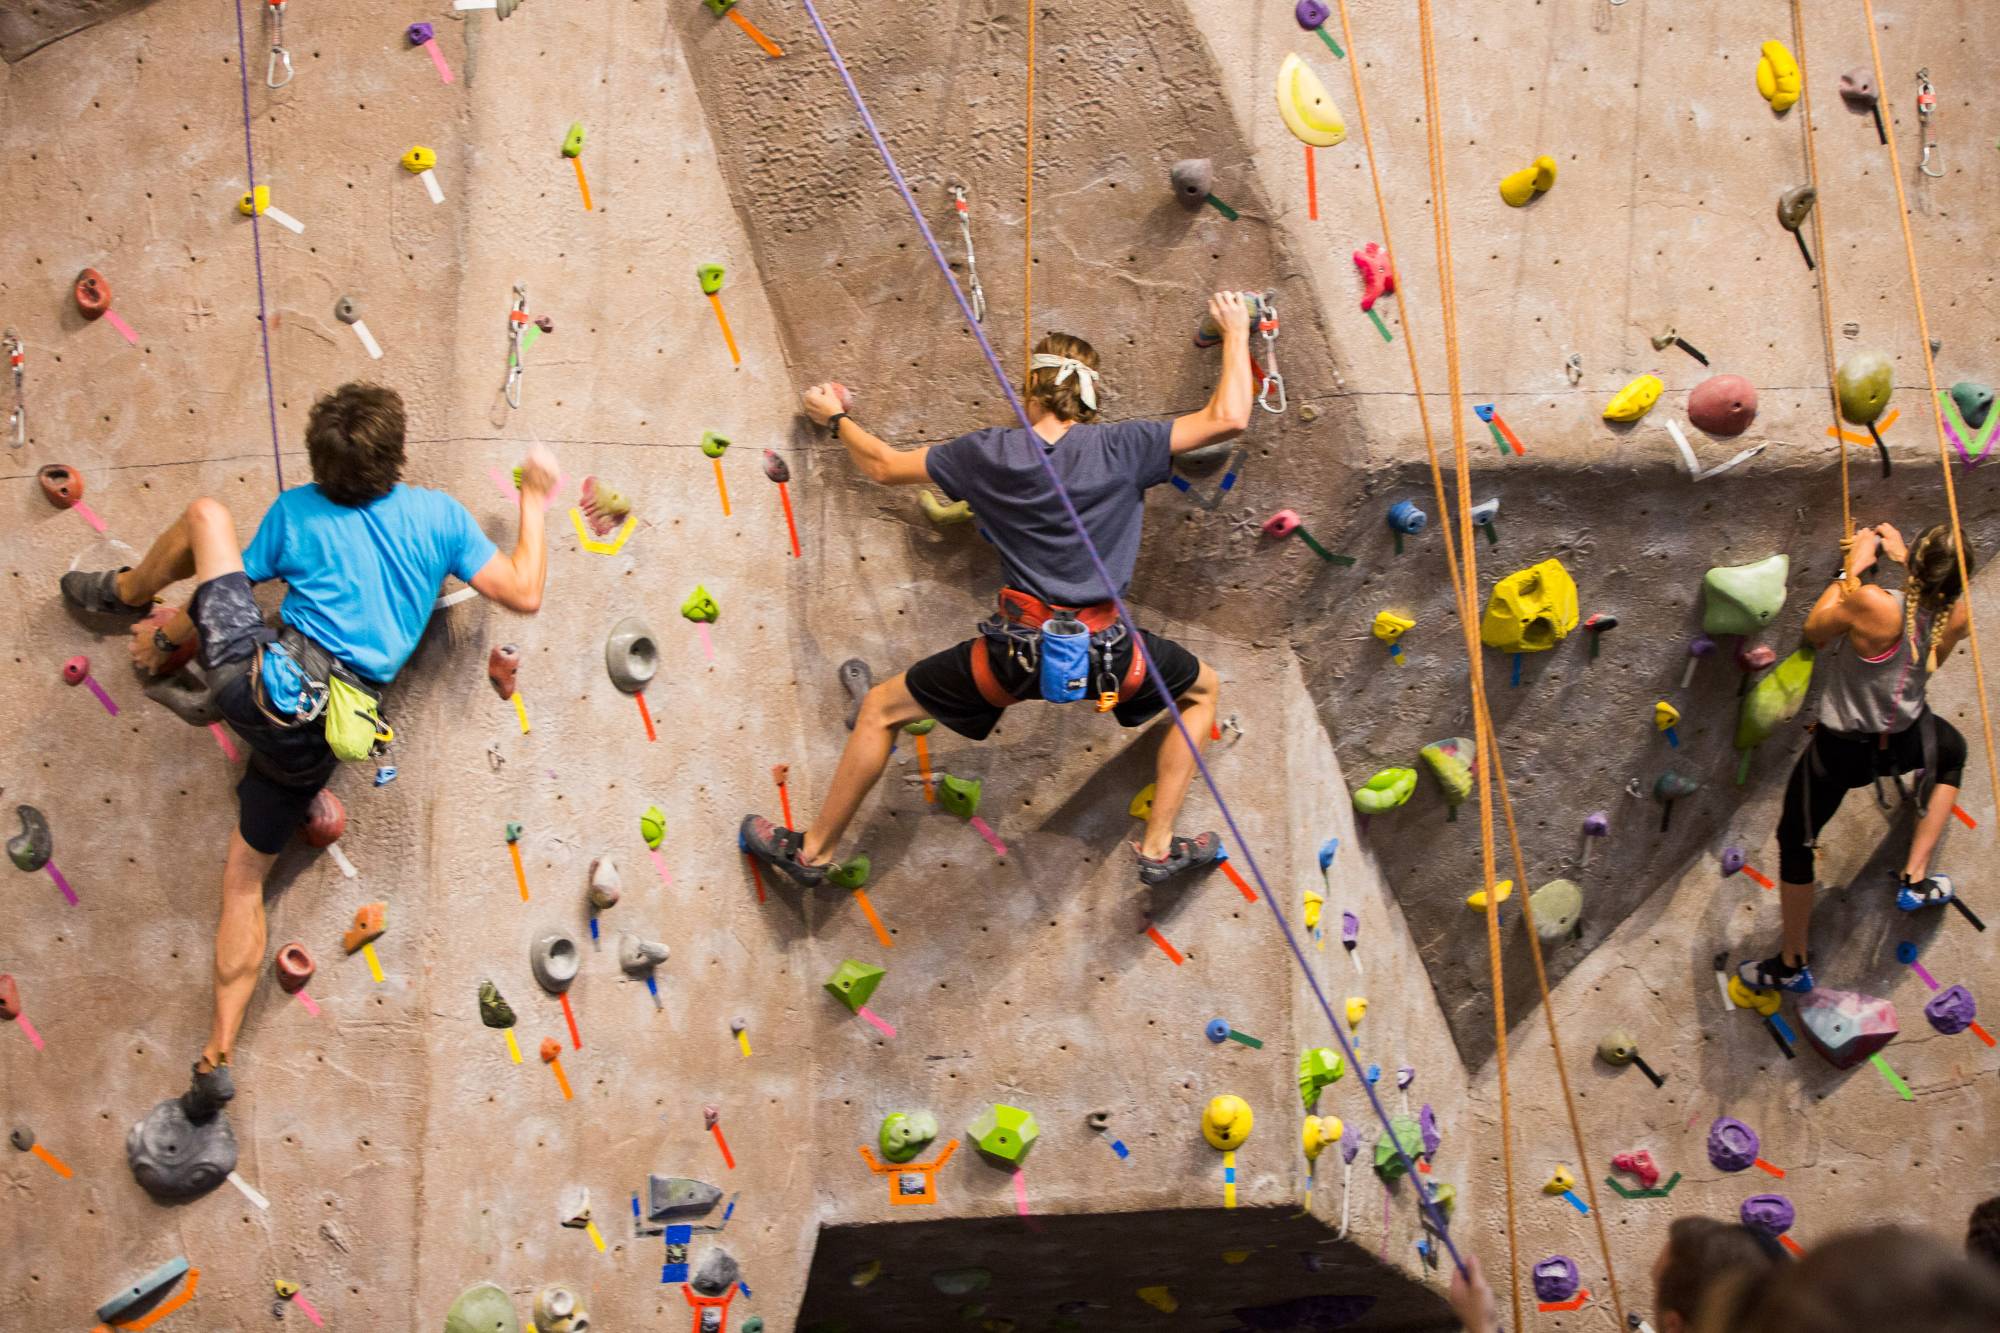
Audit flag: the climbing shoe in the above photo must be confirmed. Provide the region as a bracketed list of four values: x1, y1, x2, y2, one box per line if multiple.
[1135, 831, 1223, 886]
[1897, 872, 1956, 912]
[1735, 954, 1814, 995]
[180, 1059, 236, 1122]
[738, 814, 828, 888]
[60, 566, 146, 617]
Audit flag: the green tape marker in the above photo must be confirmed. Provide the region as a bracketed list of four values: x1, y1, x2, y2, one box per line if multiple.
[1315, 26, 1345, 59]
[1869, 1051, 1914, 1101]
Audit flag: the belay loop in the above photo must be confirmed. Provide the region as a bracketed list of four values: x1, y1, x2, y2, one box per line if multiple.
[265, 0, 294, 88]
[1255, 291, 1286, 414]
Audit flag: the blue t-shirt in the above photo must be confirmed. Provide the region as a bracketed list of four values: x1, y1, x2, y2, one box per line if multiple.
[925, 419, 1174, 606]
[241, 483, 497, 684]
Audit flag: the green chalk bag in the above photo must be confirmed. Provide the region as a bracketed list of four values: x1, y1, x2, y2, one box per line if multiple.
[323, 674, 393, 762]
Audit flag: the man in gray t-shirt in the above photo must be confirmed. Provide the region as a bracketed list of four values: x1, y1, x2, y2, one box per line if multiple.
[741, 293, 1256, 888]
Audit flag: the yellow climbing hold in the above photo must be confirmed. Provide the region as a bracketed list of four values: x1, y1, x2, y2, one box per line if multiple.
[1275, 53, 1347, 148]
[1137, 1286, 1180, 1314]
[1544, 1164, 1577, 1194]
[1302, 889, 1325, 931]
[1466, 879, 1513, 911]
[1655, 700, 1682, 733]
[1480, 559, 1579, 653]
[275, 1279, 301, 1298]
[237, 185, 270, 217]
[1372, 609, 1415, 646]
[1345, 995, 1367, 1028]
[400, 145, 437, 173]
[1756, 41, 1802, 113]
[1728, 975, 1782, 1016]
[1602, 373, 1664, 422]
[1129, 783, 1156, 820]
[1202, 1094, 1255, 1150]
[919, 489, 972, 525]
[1497, 154, 1558, 207]
[1302, 1114, 1343, 1161]
[1222, 1250, 1251, 1265]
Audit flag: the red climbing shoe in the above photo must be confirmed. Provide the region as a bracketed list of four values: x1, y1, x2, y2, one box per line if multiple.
[1135, 832, 1223, 886]
[738, 814, 828, 888]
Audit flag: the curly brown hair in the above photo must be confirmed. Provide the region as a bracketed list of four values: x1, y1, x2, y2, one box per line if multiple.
[1658, 1216, 1781, 1321]
[306, 382, 406, 506]
[1025, 332, 1102, 424]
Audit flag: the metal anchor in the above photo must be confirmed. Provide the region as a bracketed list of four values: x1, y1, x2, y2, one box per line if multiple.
[1255, 291, 1286, 414]
[1916, 69, 1942, 178]
[265, 0, 294, 88]
[4, 328, 23, 449]
[947, 183, 986, 324]
[504, 284, 529, 409]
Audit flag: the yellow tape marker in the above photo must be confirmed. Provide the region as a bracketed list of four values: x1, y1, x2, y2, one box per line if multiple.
[511, 691, 531, 733]
[736, 1030, 752, 1058]
[1223, 1149, 1237, 1209]
[586, 1220, 606, 1253]
[362, 942, 384, 983]
[567, 506, 638, 555]
[504, 1028, 522, 1064]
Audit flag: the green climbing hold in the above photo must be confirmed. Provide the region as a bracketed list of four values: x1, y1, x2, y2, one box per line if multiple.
[937, 774, 982, 819]
[1735, 646, 1815, 777]
[1952, 380, 1995, 431]
[1425, 1179, 1458, 1219]
[700, 430, 731, 459]
[824, 959, 885, 1013]
[445, 1283, 520, 1333]
[1654, 771, 1700, 802]
[1298, 1047, 1346, 1109]
[931, 1268, 992, 1297]
[1836, 350, 1894, 425]
[477, 980, 516, 1030]
[504, 821, 523, 844]
[1419, 737, 1475, 812]
[879, 1110, 939, 1163]
[696, 263, 726, 295]
[640, 805, 666, 851]
[1702, 555, 1790, 636]
[829, 855, 871, 890]
[680, 585, 720, 623]
[903, 718, 937, 736]
[1352, 767, 1417, 814]
[1529, 879, 1584, 943]
[561, 121, 585, 159]
[1373, 1114, 1423, 1180]
[968, 1103, 1039, 1164]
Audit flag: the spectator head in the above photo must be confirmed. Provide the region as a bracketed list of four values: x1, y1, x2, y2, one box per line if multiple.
[1652, 1216, 1782, 1332]
[1967, 1196, 2000, 1269]
[1695, 1225, 2000, 1333]
[306, 382, 406, 506]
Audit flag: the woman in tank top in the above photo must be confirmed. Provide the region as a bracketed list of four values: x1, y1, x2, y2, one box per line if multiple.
[1737, 523, 1973, 994]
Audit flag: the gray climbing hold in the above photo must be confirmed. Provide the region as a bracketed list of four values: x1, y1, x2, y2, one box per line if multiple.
[127, 1097, 236, 1200]
[618, 935, 670, 976]
[605, 616, 659, 694]
[9, 1126, 33, 1151]
[144, 670, 224, 726]
[8, 804, 51, 872]
[530, 933, 580, 995]
[1170, 158, 1214, 209]
[839, 658, 873, 730]
[648, 1174, 723, 1221]
[334, 296, 360, 325]
[96, 1257, 192, 1324]
[690, 1246, 740, 1297]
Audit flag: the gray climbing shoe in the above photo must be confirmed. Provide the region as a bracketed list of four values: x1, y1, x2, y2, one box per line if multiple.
[180, 1060, 235, 1121]
[60, 567, 147, 617]
[738, 814, 828, 888]
[839, 659, 873, 729]
[1135, 832, 1224, 886]
[145, 670, 224, 727]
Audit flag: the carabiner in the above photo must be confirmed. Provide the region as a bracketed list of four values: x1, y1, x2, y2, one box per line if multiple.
[265, 0, 293, 88]
[4, 328, 23, 449]
[504, 284, 529, 409]
[1916, 69, 1942, 178]
[1255, 293, 1286, 414]
[948, 183, 986, 324]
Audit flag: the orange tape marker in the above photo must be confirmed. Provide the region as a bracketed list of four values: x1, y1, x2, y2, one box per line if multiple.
[853, 889, 894, 950]
[711, 1121, 736, 1169]
[1969, 1021, 1996, 1047]
[1218, 857, 1258, 903]
[776, 481, 801, 558]
[1742, 865, 1775, 890]
[707, 292, 741, 365]
[560, 992, 581, 1050]
[727, 8, 783, 57]
[549, 1055, 573, 1101]
[914, 733, 935, 802]
[1753, 1157, 1786, 1178]
[30, 1143, 71, 1177]
[637, 691, 657, 743]
[572, 156, 592, 211]
[509, 841, 530, 902]
[1145, 924, 1184, 965]
[1304, 144, 1318, 220]
[712, 456, 731, 516]
[1952, 803, 1978, 829]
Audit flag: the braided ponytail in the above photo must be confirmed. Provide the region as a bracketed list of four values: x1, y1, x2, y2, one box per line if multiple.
[1906, 524, 1972, 673]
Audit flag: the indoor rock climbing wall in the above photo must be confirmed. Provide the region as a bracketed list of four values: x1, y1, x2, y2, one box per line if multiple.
[2, 0, 1997, 1330]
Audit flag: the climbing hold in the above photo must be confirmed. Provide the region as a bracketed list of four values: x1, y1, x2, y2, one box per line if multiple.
[680, 585, 720, 624]
[829, 855, 871, 890]
[332, 295, 361, 326]
[487, 644, 521, 700]
[1419, 737, 1474, 813]
[275, 943, 315, 994]
[400, 145, 437, 173]
[618, 936, 669, 975]
[530, 933, 580, 994]
[1655, 699, 1681, 735]
[1612, 1148, 1661, 1190]
[1529, 878, 1584, 943]
[96, 1259, 194, 1325]
[1345, 996, 1368, 1028]
[823, 959, 885, 1013]
[690, 1247, 740, 1297]
[1386, 499, 1426, 535]
[1925, 985, 1975, 1035]
[539, 1037, 562, 1064]
[1372, 1114, 1421, 1179]
[38, 463, 83, 508]
[1776, 184, 1816, 235]
[761, 449, 791, 483]
[1295, 0, 1330, 28]
[700, 430, 731, 459]
[1951, 381, 1995, 431]
[407, 21, 435, 44]
[1756, 40, 1802, 113]
[444, 1284, 520, 1333]
[561, 121, 584, 159]
[342, 902, 386, 954]
[1274, 53, 1346, 148]
[879, 1111, 939, 1164]
[62, 654, 89, 686]
[604, 616, 658, 694]
[1839, 67, 1876, 108]
[8, 805, 51, 872]
[1497, 154, 1558, 207]
[1597, 1030, 1637, 1065]
[919, 490, 973, 524]
[1479, 558, 1579, 652]
[1465, 879, 1512, 911]
[932, 1268, 993, 1297]
[1298, 1047, 1346, 1108]
[1688, 373, 1759, 437]
[1169, 158, 1213, 209]
[1205, 1018, 1230, 1044]
[1582, 811, 1609, 839]
[696, 263, 726, 296]
[1799, 987, 1899, 1069]
[903, 718, 935, 735]
[1532, 1256, 1581, 1304]
[838, 658, 874, 730]
[73, 268, 111, 319]
[1702, 556, 1790, 635]
[937, 774, 982, 819]
[1737, 647, 1815, 756]
[1728, 976, 1782, 1016]
[586, 856, 621, 909]
[640, 805, 666, 850]
[1708, 1117, 1760, 1172]
[478, 980, 516, 1029]
[1602, 373, 1664, 422]
[579, 476, 631, 537]
[969, 1103, 1038, 1164]
[1351, 767, 1416, 814]
[648, 1175, 723, 1222]
[0, 976, 18, 1022]
[1542, 1165, 1576, 1195]
[1128, 783, 1156, 820]
[1837, 350, 1894, 425]
[1301, 1114, 1341, 1161]
[1262, 509, 1301, 539]
[1652, 771, 1700, 830]
[236, 184, 269, 217]
[533, 1286, 588, 1333]
[1085, 1109, 1112, 1132]
[1201, 1094, 1254, 1150]
[1353, 242, 1395, 312]
[1137, 1286, 1179, 1314]
[128, 1097, 236, 1200]
[1721, 847, 1747, 876]
[1371, 610, 1415, 647]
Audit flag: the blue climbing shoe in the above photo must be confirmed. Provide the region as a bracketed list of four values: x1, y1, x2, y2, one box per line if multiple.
[1897, 873, 1955, 912]
[1735, 954, 1814, 994]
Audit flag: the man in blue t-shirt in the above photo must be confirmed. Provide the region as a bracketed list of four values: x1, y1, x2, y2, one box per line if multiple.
[61, 382, 553, 1131]
[742, 292, 1255, 891]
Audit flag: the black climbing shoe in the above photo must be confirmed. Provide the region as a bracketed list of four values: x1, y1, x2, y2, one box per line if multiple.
[839, 658, 874, 730]
[1735, 954, 1814, 995]
[1135, 832, 1224, 887]
[60, 567, 147, 618]
[738, 814, 828, 888]
[180, 1059, 236, 1121]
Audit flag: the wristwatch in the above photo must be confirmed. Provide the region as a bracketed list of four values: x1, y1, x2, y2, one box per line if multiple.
[825, 412, 850, 438]
[154, 627, 182, 656]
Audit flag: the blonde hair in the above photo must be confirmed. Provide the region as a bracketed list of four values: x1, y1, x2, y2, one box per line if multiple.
[1903, 524, 1973, 673]
[1025, 333, 1101, 423]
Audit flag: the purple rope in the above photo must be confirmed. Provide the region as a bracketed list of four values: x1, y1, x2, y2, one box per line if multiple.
[793, 0, 1463, 1273]
[229, 0, 285, 491]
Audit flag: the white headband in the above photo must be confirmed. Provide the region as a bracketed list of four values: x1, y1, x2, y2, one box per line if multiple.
[1030, 353, 1101, 411]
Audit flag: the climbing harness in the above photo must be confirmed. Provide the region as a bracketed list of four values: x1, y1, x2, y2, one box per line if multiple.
[265, 0, 294, 89]
[1254, 294, 1286, 414]
[1915, 69, 1942, 178]
[4, 329, 23, 449]
[969, 589, 1149, 714]
[948, 184, 986, 324]
[505, 284, 530, 409]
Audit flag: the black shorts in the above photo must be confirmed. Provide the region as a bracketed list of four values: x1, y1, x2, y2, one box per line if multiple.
[191, 572, 337, 855]
[904, 629, 1204, 741]
[1774, 711, 1968, 884]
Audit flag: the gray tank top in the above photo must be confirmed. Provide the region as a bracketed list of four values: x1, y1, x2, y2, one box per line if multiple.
[1817, 590, 1932, 735]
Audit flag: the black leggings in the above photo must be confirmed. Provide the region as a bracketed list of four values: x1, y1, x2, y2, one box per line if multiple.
[1776, 711, 1967, 884]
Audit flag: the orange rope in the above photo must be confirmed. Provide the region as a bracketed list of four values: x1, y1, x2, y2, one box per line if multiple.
[1022, 0, 1035, 378]
[1857, 0, 2000, 834]
[1788, 0, 1851, 539]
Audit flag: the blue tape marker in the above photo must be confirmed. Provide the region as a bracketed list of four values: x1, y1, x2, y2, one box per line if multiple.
[645, 975, 659, 1001]
[1219, 469, 1238, 493]
[1223, 1164, 1237, 1183]
[589, 917, 600, 941]
[723, 1197, 736, 1222]
[1561, 1189, 1590, 1215]
[1112, 1140, 1130, 1159]
[1170, 475, 1192, 493]
[1511, 653, 1522, 687]
[739, 1281, 752, 1297]
[631, 1194, 641, 1218]
[1769, 1013, 1796, 1043]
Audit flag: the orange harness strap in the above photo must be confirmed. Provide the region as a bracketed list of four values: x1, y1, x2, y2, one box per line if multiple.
[969, 589, 1150, 710]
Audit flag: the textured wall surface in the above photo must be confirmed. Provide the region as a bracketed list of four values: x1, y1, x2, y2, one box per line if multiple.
[2, 1, 1997, 1330]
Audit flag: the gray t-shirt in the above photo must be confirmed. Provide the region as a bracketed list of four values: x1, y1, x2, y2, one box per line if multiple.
[925, 419, 1174, 606]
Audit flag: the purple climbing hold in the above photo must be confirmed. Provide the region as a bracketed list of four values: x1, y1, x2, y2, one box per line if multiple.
[1295, 0, 1331, 28]
[1582, 811, 1609, 837]
[1740, 1194, 1795, 1236]
[1341, 912, 1359, 944]
[407, 21, 435, 44]
[1339, 1139, 1360, 1166]
[1396, 1065, 1415, 1090]
[1722, 847, 1747, 876]
[1532, 1255, 1580, 1304]
[1708, 1116, 1759, 1172]
[1925, 984, 1976, 1036]
[1418, 1104, 1440, 1157]
[1799, 988, 1899, 1070]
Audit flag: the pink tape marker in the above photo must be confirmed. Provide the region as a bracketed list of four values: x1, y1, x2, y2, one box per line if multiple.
[295, 989, 321, 1017]
[1911, 960, 1940, 990]
[648, 848, 674, 888]
[209, 723, 241, 761]
[70, 501, 106, 533]
[855, 1005, 896, 1039]
[46, 863, 77, 906]
[696, 623, 716, 661]
[291, 1292, 326, 1326]
[422, 39, 454, 83]
[968, 816, 1008, 857]
[15, 1014, 44, 1050]
[102, 309, 139, 346]
[1012, 1168, 1031, 1216]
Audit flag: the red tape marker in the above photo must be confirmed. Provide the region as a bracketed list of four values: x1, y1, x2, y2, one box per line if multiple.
[1144, 924, 1184, 965]
[1219, 858, 1258, 903]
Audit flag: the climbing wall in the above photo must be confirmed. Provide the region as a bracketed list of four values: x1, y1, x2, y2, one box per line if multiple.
[2, 0, 1997, 1330]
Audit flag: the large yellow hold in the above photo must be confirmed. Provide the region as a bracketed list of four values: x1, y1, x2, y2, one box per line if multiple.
[1480, 559, 1579, 653]
[1498, 155, 1558, 207]
[1756, 41, 1802, 113]
[1202, 1095, 1255, 1150]
[1603, 373, 1664, 422]
[1275, 53, 1347, 148]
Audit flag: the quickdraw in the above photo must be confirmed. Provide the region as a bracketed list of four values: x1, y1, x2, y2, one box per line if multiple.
[1916, 69, 1942, 179]
[265, 0, 294, 89]
[948, 183, 987, 324]
[505, 284, 530, 409]
[4, 328, 22, 449]
[1254, 292, 1286, 414]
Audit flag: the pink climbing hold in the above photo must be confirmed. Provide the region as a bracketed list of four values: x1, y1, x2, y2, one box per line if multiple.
[1353, 242, 1395, 313]
[1262, 509, 1302, 539]
[1687, 374, 1759, 438]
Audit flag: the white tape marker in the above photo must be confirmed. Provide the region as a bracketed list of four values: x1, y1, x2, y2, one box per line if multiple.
[265, 206, 305, 235]
[434, 585, 479, 610]
[352, 320, 383, 360]
[453, 0, 498, 8]
[419, 169, 444, 205]
[324, 841, 358, 879]
[1664, 419, 1700, 476]
[227, 1169, 271, 1209]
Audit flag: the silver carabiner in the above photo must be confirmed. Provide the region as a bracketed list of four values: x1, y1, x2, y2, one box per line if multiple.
[265, 1, 293, 88]
[504, 284, 529, 409]
[948, 183, 986, 324]
[1916, 69, 1942, 178]
[4, 328, 22, 449]
[1254, 293, 1286, 414]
